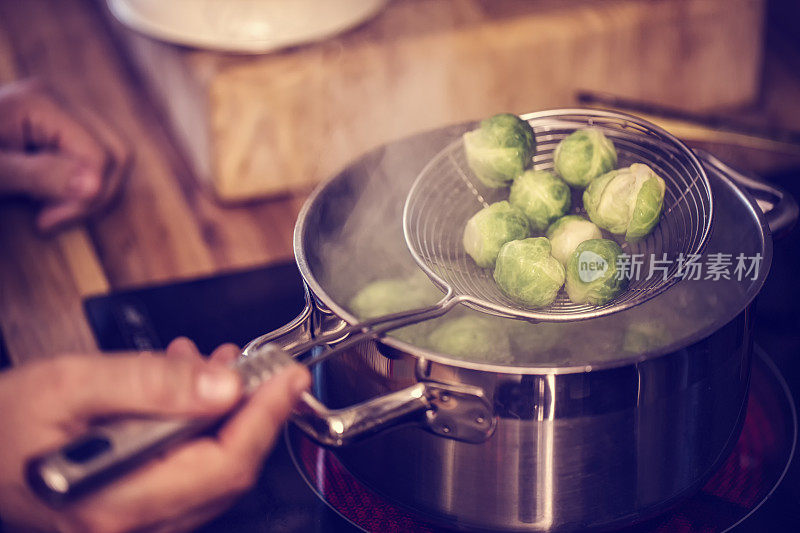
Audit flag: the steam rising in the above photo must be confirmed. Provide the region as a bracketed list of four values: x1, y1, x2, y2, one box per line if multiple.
[304, 128, 758, 366]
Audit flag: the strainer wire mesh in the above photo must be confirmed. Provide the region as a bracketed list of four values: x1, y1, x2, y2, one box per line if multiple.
[402, 109, 713, 322]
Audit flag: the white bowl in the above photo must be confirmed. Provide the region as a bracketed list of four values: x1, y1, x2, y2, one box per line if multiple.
[108, 0, 388, 53]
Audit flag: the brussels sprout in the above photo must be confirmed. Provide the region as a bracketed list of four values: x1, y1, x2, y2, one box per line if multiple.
[583, 163, 666, 242]
[508, 170, 571, 232]
[349, 275, 440, 318]
[463, 201, 530, 268]
[553, 128, 617, 188]
[493, 237, 565, 308]
[565, 239, 626, 305]
[349, 274, 441, 344]
[428, 315, 512, 361]
[463, 113, 535, 188]
[545, 215, 603, 266]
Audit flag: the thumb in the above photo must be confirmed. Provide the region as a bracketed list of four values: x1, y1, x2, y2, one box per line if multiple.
[46, 354, 244, 421]
[0, 150, 101, 202]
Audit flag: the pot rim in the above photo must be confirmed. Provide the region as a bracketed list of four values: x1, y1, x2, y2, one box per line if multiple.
[292, 121, 774, 376]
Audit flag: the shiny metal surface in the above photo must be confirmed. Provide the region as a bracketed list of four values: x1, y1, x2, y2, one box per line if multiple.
[244, 312, 496, 447]
[404, 109, 713, 321]
[322, 310, 751, 530]
[275, 110, 718, 372]
[262, 118, 790, 530]
[292, 125, 778, 374]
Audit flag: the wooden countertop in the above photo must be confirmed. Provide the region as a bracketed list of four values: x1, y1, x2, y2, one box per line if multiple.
[0, 0, 304, 364]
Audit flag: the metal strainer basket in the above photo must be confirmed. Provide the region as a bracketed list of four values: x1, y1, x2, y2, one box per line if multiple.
[251, 109, 713, 364]
[403, 108, 713, 321]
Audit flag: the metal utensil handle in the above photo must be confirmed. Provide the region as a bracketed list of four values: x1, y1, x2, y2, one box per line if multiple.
[25, 343, 298, 506]
[26, 417, 216, 506]
[695, 148, 799, 238]
[291, 294, 460, 364]
[247, 288, 463, 368]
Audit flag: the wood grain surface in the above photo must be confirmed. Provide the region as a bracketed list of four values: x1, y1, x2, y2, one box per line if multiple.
[111, 0, 766, 201]
[0, 0, 303, 364]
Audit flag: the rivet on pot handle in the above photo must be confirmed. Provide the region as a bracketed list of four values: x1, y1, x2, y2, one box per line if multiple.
[695, 148, 799, 238]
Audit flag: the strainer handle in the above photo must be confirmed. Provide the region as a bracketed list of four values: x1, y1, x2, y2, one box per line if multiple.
[247, 290, 462, 368]
[240, 285, 458, 366]
[695, 149, 799, 238]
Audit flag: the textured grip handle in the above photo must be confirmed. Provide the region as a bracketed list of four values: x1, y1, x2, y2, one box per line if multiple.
[27, 416, 215, 506]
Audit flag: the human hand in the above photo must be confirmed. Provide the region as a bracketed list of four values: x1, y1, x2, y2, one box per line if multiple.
[0, 79, 131, 232]
[0, 338, 310, 532]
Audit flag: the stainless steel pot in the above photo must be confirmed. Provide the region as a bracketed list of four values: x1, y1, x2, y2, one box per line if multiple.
[245, 119, 798, 531]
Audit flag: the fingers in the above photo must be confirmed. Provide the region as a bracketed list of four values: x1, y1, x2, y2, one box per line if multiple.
[0, 82, 109, 173]
[44, 354, 243, 421]
[0, 150, 100, 200]
[0, 80, 131, 231]
[67, 436, 248, 533]
[65, 100, 132, 211]
[36, 200, 94, 233]
[217, 363, 311, 468]
[165, 337, 202, 361]
[209, 343, 241, 365]
[165, 339, 240, 366]
[65, 363, 311, 532]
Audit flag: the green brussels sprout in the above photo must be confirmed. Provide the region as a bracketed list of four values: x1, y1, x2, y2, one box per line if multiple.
[463, 201, 530, 268]
[545, 215, 603, 266]
[463, 113, 535, 188]
[582, 163, 666, 242]
[553, 128, 617, 188]
[493, 237, 565, 308]
[349, 274, 441, 344]
[349, 275, 440, 318]
[622, 320, 674, 353]
[428, 315, 512, 361]
[565, 239, 626, 305]
[508, 170, 571, 232]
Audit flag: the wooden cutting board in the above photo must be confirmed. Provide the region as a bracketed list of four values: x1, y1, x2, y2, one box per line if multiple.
[107, 0, 765, 202]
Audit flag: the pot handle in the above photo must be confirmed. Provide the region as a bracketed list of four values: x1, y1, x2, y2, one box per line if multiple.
[248, 286, 318, 351]
[291, 375, 496, 447]
[239, 290, 495, 446]
[695, 148, 799, 238]
[243, 339, 495, 447]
